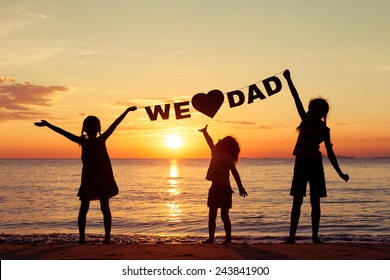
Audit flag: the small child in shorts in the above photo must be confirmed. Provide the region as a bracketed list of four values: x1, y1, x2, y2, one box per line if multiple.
[199, 125, 248, 244]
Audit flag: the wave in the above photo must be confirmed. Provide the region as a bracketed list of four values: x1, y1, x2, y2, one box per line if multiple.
[1, 233, 389, 245]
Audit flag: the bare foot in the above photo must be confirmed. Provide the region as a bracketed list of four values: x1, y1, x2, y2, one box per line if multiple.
[282, 238, 296, 244]
[202, 238, 214, 244]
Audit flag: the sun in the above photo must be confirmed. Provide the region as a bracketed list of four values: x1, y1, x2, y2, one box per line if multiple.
[165, 135, 183, 149]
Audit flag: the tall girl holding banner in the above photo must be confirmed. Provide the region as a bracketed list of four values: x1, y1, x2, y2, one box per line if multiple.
[282, 70, 349, 244]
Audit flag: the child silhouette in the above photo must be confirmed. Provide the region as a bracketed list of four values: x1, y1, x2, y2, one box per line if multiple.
[199, 125, 247, 244]
[283, 70, 349, 244]
[35, 106, 137, 244]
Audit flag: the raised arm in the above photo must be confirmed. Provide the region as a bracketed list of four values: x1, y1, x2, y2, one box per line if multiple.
[34, 120, 81, 144]
[283, 70, 307, 121]
[101, 106, 137, 139]
[324, 133, 349, 182]
[231, 166, 247, 197]
[198, 125, 214, 151]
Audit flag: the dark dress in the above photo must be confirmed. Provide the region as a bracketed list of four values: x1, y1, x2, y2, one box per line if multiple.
[206, 150, 235, 209]
[77, 137, 118, 201]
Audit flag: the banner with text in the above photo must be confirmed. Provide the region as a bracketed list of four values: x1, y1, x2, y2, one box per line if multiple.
[144, 72, 285, 121]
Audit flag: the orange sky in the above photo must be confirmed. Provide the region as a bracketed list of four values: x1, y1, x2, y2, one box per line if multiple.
[1, 1, 390, 158]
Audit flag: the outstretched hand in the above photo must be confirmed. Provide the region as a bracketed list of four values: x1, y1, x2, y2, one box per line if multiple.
[34, 120, 49, 127]
[340, 173, 349, 182]
[239, 187, 248, 198]
[198, 125, 208, 133]
[283, 69, 291, 79]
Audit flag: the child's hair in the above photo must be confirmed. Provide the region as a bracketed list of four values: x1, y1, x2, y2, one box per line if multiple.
[308, 98, 329, 121]
[216, 136, 240, 163]
[81, 116, 101, 138]
[298, 98, 329, 132]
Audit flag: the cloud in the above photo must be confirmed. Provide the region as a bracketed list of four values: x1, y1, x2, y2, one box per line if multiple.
[215, 119, 271, 129]
[26, 12, 47, 19]
[0, 78, 68, 121]
[115, 96, 192, 108]
[0, 77, 16, 84]
[216, 120, 258, 126]
[0, 110, 50, 122]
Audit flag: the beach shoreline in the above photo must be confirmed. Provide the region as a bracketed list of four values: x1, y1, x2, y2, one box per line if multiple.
[1, 242, 389, 260]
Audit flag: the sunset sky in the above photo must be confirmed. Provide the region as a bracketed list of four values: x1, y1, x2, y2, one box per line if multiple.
[1, 0, 389, 158]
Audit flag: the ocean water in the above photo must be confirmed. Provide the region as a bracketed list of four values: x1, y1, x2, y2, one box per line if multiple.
[0, 158, 389, 244]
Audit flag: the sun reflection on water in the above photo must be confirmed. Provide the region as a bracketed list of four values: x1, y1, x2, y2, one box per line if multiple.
[167, 159, 180, 196]
[167, 159, 182, 222]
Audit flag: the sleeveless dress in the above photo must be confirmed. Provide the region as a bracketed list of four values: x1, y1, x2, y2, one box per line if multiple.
[206, 150, 235, 209]
[77, 137, 118, 201]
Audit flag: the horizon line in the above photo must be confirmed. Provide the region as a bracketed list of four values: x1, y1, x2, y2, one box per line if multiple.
[1, 156, 390, 160]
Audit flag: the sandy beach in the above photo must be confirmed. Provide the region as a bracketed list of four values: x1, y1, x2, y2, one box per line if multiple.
[1, 242, 389, 260]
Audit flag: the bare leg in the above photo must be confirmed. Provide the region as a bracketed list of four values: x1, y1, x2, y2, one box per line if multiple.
[284, 196, 303, 244]
[204, 207, 218, 243]
[100, 198, 112, 243]
[310, 196, 323, 243]
[78, 200, 90, 244]
[221, 207, 231, 243]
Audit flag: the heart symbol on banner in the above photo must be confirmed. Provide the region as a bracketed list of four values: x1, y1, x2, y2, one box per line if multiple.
[191, 89, 225, 118]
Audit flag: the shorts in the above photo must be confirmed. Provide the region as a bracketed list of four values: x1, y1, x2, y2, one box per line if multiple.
[207, 182, 233, 209]
[290, 157, 327, 198]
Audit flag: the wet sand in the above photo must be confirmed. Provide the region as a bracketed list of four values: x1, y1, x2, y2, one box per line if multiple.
[1, 242, 389, 260]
